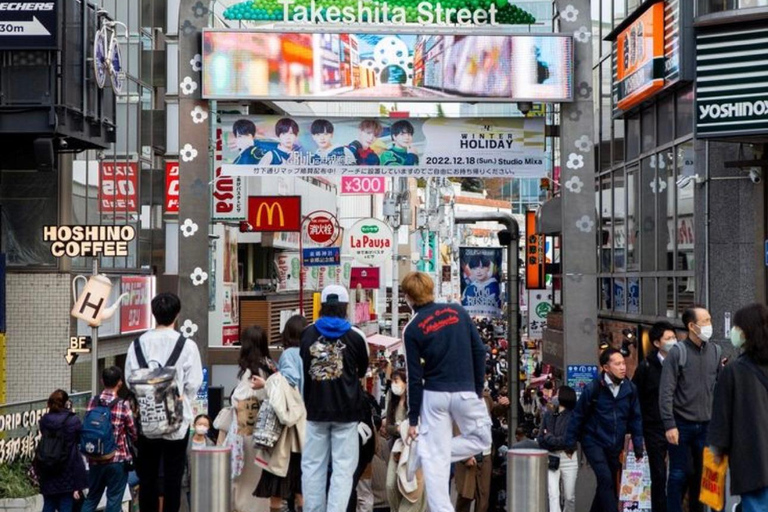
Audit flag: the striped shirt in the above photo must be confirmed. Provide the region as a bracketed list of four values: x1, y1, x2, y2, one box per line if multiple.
[87, 390, 137, 464]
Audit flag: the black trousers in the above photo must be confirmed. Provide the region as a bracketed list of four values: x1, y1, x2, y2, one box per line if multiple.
[136, 433, 189, 512]
[582, 442, 622, 512]
[645, 429, 668, 512]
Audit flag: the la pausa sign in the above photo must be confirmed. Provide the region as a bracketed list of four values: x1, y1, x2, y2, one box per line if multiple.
[225, 0, 535, 26]
[346, 219, 393, 265]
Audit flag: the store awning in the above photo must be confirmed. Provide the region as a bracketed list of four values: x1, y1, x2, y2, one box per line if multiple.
[536, 196, 561, 235]
[367, 334, 402, 352]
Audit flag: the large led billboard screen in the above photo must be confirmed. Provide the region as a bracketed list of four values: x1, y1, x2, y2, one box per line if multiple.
[202, 30, 573, 102]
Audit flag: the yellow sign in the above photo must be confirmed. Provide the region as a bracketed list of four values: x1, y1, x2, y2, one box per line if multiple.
[256, 202, 285, 227]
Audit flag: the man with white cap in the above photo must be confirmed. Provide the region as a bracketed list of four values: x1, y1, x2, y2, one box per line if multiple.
[300, 285, 370, 512]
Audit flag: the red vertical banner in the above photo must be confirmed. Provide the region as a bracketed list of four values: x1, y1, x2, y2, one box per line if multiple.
[100, 162, 139, 214]
[526, 211, 545, 290]
[120, 276, 154, 333]
[165, 161, 180, 214]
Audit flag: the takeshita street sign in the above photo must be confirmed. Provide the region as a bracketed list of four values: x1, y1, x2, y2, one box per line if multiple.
[224, 0, 536, 26]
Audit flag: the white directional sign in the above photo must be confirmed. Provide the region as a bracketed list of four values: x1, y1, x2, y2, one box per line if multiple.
[0, 1, 58, 49]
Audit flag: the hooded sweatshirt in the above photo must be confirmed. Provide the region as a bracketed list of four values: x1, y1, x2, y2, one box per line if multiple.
[300, 316, 369, 422]
[278, 347, 304, 396]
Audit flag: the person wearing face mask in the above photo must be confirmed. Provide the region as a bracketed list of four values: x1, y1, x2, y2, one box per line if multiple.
[708, 303, 768, 512]
[564, 349, 644, 512]
[632, 321, 677, 512]
[659, 306, 722, 512]
[182, 415, 214, 507]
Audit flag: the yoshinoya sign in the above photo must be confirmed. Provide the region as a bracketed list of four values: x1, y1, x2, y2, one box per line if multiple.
[345, 218, 393, 265]
[219, 115, 546, 178]
[614, 2, 664, 112]
[203, 31, 573, 103]
[610, 0, 692, 116]
[696, 23, 768, 137]
[0, 1, 58, 50]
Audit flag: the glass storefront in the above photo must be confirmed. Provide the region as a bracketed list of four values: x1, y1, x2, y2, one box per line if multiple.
[594, 0, 695, 321]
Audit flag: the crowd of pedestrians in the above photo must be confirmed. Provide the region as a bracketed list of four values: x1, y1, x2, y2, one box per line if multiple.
[31, 284, 768, 512]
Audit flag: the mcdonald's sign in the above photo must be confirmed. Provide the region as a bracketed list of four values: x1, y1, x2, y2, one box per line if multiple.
[246, 196, 302, 232]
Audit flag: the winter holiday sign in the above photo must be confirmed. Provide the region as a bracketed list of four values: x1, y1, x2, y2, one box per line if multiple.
[345, 218, 393, 266]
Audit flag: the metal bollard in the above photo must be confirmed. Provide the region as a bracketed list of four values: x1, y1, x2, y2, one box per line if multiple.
[191, 446, 231, 512]
[507, 449, 548, 512]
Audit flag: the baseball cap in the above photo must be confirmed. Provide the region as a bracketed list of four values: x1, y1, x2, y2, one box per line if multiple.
[321, 285, 349, 304]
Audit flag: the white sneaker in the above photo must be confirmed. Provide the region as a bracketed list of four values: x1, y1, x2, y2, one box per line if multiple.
[406, 437, 420, 481]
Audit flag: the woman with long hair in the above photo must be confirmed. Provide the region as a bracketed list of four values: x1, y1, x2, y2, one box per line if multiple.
[709, 303, 768, 512]
[537, 386, 578, 512]
[253, 315, 308, 512]
[232, 325, 276, 512]
[36, 390, 87, 512]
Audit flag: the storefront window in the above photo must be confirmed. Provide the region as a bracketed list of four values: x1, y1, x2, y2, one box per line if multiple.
[697, 0, 768, 16]
[626, 114, 640, 160]
[615, 277, 627, 313]
[614, 0, 626, 27]
[601, 277, 612, 310]
[613, 118, 625, 165]
[676, 141, 695, 272]
[676, 87, 694, 138]
[628, 277, 639, 313]
[641, 106, 655, 153]
[660, 148, 675, 273]
[640, 157, 656, 272]
[592, 1, 601, 64]
[657, 94, 674, 146]
[601, 0, 612, 57]
[614, 169, 626, 271]
[626, 166, 638, 271]
[600, 175, 612, 272]
[601, 59, 612, 170]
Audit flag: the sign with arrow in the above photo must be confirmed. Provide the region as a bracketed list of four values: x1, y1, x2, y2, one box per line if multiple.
[65, 336, 91, 365]
[0, 1, 58, 49]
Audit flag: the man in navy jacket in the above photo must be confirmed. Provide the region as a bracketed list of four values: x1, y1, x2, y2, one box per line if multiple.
[401, 271, 492, 512]
[565, 348, 644, 512]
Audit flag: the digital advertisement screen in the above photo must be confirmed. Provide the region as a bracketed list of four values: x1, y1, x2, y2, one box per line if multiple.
[202, 30, 573, 102]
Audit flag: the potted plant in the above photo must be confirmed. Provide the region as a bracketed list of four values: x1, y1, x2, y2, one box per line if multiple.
[0, 461, 42, 512]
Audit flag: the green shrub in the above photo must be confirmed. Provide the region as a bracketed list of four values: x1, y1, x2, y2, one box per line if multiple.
[0, 462, 38, 499]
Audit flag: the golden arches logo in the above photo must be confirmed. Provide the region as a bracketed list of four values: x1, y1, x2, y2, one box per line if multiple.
[255, 201, 285, 227]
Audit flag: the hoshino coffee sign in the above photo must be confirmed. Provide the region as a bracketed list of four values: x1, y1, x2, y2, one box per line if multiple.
[696, 25, 768, 137]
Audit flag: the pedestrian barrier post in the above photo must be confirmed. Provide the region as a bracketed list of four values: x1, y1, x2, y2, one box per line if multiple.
[191, 446, 231, 512]
[507, 449, 548, 512]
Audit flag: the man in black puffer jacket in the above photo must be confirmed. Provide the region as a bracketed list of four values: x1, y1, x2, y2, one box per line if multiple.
[632, 321, 678, 512]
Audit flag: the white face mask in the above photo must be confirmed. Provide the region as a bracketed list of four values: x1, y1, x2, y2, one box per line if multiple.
[661, 338, 678, 354]
[696, 324, 713, 342]
[194, 426, 209, 436]
[391, 383, 405, 396]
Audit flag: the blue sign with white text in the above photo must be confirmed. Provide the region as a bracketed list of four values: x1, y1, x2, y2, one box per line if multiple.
[303, 247, 341, 267]
[567, 364, 599, 399]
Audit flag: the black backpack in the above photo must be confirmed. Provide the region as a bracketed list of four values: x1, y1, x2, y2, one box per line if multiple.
[35, 413, 74, 474]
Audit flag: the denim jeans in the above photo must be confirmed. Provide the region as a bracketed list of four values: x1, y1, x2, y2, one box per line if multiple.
[82, 462, 128, 512]
[302, 421, 360, 512]
[667, 418, 708, 512]
[742, 486, 768, 512]
[43, 493, 74, 512]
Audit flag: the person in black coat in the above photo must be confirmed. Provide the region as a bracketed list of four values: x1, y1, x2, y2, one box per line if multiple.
[708, 303, 768, 510]
[632, 321, 677, 512]
[37, 389, 87, 512]
[537, 386, 578, 512]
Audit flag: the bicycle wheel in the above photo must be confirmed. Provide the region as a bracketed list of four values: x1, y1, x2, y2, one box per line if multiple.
[93, 26, 108, 89]
[108, 35, 125, 94]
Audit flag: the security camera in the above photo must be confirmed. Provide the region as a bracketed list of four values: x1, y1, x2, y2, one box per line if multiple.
[517, 102, 533, 116]
[749, 168, 762, 184]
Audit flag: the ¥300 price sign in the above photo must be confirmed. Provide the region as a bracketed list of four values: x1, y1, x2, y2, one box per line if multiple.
[341, 176, 387, 195]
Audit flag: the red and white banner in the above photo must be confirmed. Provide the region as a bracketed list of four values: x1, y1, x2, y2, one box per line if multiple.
[120, 276, 154, 334]
[100, 162, 138, 213]
[165, 161, 179, 214]
[223, 325, 240, 346]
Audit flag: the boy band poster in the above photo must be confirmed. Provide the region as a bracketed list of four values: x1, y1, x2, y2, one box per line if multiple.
[219, 115, 546, 177]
